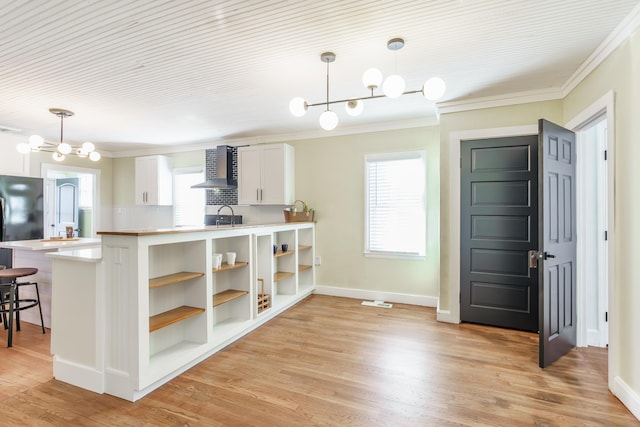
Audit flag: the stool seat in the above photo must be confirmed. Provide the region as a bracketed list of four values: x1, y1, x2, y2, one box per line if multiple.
[0, 268, 39, 279]
[0, 267, 45, 347]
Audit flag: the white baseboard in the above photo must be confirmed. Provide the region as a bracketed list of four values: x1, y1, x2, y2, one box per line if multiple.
[613, 376, 640, 421]
[313, 285, 437, 307]
[53, 356, 104, 394]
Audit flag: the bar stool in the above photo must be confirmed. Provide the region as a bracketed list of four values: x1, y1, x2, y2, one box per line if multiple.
[0, 267, 46, 347]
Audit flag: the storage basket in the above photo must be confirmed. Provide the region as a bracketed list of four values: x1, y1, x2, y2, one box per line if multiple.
[283, 200, 315, 223]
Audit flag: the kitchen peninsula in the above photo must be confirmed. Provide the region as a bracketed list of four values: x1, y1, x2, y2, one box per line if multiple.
[47, 222, 315, 402]
[0, 237, 101, 328]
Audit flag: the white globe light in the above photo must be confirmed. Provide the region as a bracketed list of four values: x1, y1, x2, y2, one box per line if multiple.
[89, 151, 101, 161]
[345, 99, 363, 117]
[57, 142, 72, 154]
[319, 110, 338, 131]
[289, 97, 308, 117]
[362, 68, 383, 90]
[422, 77, 446, 101]
[52, 152, 65, 161]
[82, 141, 96, 152]
[17, 142, 31, 154]
[29, 134, 44, 148]
[382, 74, 405, 98]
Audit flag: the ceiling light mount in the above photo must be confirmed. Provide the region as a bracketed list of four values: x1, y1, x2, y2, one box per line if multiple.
[16, 108, 101, 161]
[289, 38, 446, 131]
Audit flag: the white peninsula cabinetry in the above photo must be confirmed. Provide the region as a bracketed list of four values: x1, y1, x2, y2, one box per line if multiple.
[135, 155, 172, 205]
[49, 223, 314, 402]
[237, 143, 294, 205]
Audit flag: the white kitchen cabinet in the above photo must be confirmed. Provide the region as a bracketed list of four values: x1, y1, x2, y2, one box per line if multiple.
[238, 144, 294, 205]
[135, 155, 172, 205]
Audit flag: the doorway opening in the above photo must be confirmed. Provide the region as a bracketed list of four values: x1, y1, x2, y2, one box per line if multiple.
[41, 164, 101, 239]
[576, 115, 608, 348]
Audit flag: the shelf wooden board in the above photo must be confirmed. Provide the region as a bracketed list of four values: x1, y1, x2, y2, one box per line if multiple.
[274, 250, 294, 258]
[149, 271, 205, 289]
[213, 261, 249, 273]
[149, 306, 205, 332]
[213, 289, 249, 307]
[298, 265, 312, 272]
[298, 245, 312, 251]
[274, 271, 295, 282]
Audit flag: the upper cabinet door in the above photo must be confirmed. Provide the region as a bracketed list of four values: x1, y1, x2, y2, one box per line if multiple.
[238, 144, 294, 206]
[135, 155, 173, 205]
[237, 147, 262, 205]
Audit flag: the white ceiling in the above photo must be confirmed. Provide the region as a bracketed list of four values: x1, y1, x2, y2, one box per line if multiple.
[1, 0, 639, 155]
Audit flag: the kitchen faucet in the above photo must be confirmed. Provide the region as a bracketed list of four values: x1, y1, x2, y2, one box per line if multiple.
[216, 204, 235, 227]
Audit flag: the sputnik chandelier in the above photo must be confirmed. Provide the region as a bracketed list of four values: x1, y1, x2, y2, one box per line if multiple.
[289, 38, 446, 131]
[16, 108, 101, 162]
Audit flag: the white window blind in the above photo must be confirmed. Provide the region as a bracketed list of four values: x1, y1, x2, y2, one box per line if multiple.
[365, 151, 426, 257]
[173, 168, 205, 227]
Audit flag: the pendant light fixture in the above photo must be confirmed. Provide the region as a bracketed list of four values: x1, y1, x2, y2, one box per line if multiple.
[289, 37, 446, 131]
[16, 108, 101, 161]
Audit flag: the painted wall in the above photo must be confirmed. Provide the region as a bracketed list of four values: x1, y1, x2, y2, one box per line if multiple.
[564, 28, 640, 401]
[287, 126, 440, 298]
[438, 100, 564, 309]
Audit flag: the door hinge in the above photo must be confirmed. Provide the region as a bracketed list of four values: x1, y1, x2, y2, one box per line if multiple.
[605, 230, 608, 241]
[604, 150, 608, 161]
[605, 311, 608, 322]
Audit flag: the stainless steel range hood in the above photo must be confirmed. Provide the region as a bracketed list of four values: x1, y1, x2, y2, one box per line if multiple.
[191, 145, 237, 189]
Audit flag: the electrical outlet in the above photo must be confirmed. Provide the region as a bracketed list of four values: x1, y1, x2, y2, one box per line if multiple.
[315, 255, 321, 265]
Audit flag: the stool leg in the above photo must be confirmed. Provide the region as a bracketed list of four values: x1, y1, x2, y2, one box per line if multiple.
[33, 282, 45, 334]
[7, 282, 15, 348]
[0, 288, 7, 330]
[14, 284, 20, 332]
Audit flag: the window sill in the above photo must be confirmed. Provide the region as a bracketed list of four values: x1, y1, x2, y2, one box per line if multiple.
[364, 251, 425, 261]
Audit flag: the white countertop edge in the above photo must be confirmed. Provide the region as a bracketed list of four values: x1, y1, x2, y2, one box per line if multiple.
[45, 247, 102, 263]
[0, 238, 102, 251]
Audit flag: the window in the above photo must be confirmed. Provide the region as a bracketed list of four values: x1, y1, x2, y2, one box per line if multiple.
[365, 151, 426, 258]
[173, 168, 205, 227]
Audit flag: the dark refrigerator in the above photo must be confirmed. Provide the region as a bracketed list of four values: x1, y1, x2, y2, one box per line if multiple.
[0, 175, 45, 272]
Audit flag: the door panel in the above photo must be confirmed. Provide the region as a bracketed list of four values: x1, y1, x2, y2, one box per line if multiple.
[539, 119, 577, 368]
[55, 178, 79, 237]
[460, 135, 539, 332]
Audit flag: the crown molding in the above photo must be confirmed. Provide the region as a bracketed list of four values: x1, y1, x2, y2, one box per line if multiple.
[562, 2, 640, 97]
[436, 88, 564, 115]
[437, 3, 640, 116]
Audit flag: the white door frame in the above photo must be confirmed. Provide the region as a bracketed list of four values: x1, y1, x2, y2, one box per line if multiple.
[565, 90, 616, 391]
[41, 163, 101, 238]
[440, 91, 616, 391]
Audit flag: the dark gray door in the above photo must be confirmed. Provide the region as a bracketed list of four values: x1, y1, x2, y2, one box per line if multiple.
[460, 135, 539, 332]
[538, 119, 577, 368]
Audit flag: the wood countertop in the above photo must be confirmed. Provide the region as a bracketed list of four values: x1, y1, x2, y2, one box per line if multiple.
[97, 222, 312, 236]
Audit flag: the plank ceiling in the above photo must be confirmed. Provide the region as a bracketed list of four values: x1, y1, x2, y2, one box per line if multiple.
[0, 0, 639, 154]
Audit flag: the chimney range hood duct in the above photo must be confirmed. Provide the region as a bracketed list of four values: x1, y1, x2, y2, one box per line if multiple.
[191, 145, 237, 189]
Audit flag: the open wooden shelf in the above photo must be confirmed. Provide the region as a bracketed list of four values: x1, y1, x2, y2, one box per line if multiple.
[274, 271, 295, 282]
[274, 250, 294, 258]
[149, 272, 204, 289]
[213, 289, 249, 307]
[212, 261, 249, 273]
[298, 265, 312, 272]
[298, 245, 312, 251]
[149, 306, 205, 332]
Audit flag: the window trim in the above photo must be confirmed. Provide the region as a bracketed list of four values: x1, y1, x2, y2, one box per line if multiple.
[364, 150, 426, 260]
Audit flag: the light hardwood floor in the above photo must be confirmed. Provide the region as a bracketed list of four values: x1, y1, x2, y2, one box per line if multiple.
[0, 295, 637, 426]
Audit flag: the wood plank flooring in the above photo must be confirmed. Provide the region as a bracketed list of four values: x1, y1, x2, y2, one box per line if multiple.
[0, 294, 636, 426]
